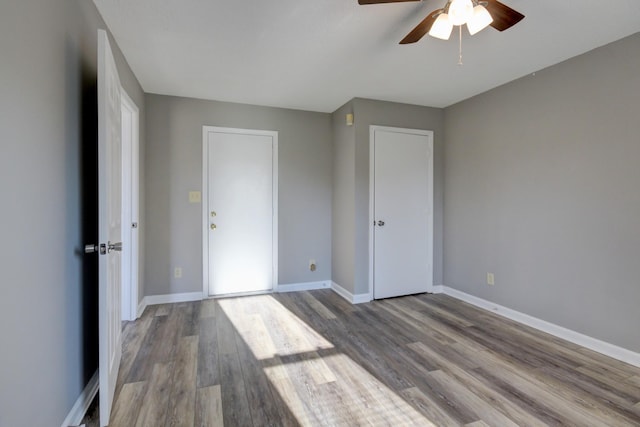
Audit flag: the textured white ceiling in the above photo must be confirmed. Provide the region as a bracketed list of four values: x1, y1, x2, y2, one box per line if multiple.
[93, 0, 640, 112]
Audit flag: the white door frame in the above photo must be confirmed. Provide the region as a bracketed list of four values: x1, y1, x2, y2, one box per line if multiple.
[368, 125, 434, 299]
[201, 126, 279, 297]
[120, 89, 139, 321]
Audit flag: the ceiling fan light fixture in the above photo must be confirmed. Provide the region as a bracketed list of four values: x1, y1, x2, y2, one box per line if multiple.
[429, 13, 453, 40]
[467, 4, 493, 35]
[447, 0, 474, 26]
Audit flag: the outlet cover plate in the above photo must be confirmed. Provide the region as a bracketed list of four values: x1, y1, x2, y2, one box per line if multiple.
[188, 191, 201, 203]
[487, 273, 495, 286]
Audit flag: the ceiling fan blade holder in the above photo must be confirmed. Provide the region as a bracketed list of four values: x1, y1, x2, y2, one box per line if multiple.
[399, 9, 442, 44]
[484, 0, 524, 31]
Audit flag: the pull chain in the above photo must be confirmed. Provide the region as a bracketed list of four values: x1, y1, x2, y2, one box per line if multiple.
[458, 25, 463, 65]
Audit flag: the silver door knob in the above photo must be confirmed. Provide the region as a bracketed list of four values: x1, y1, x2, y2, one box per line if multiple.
[377, 220, 385, 226]
[85, 244, 99, 254]
[107, 241, 122, 252]
[85, 243, 107, 255]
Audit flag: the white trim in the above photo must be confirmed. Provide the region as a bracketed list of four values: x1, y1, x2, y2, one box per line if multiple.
[273, 135, 279, 295]
[200, 126, 209, 298]
[331, 281, 372, 304]
[60, 370, 99, 427]
[368, 128, 374, 299]
[368, 126, 435, 299]
[202, 126, 279, 298]
[432, 285, 444, 294]
[277, 281, 331, 293]
[120, 87, 140, 322]
[441, 286, 640, 368]
[140, 292, 203, 312]
[137, 298, 147, 318]
[202, 127, 208, 298]
[352, 293, 373, 304]
[368, 129, 375, 299]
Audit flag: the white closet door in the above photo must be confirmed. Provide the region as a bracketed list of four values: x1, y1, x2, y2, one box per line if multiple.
[372, 126, 433, 299]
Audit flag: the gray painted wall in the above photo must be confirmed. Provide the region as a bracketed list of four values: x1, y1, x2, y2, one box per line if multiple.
[0, 1, 145, 425]
[444, 33, 640, 352]
[144, 94, 332, 296]
[331, 101, 356, 290]
[330, 98, 444, 295]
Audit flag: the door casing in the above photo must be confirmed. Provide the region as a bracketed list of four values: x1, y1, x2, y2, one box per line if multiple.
[201, 126, 279, 297]
[120, 88, 139, 321]
[368, 125, 434, 299]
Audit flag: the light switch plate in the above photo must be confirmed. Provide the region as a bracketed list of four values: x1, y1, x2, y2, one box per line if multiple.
[188, 191, 201, 203]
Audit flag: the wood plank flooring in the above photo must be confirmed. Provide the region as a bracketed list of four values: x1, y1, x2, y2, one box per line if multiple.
[107, 290, 640, 426]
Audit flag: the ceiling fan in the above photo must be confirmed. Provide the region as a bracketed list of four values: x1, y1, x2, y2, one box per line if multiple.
[358, 0, 525, 44]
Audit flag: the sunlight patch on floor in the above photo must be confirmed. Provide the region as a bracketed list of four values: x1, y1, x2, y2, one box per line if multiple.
[264, 353, 436, 426]
[218, 295, 334, 360]
[220, 294, 436, 425]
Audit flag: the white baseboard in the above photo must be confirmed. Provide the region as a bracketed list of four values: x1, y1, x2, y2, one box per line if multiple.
[441, 286, 640, 368]
[277, 281, 331, 293]
[138, 291, 204, 315]
[137, 298, 146, 318]
[139, 284, 335, 314]
[61, 370, 98, 427]
[352, 293, 372, 304]
[331, 281, 372, 304]
[431, 285, 444, 294]
[139, 282, 373, 311]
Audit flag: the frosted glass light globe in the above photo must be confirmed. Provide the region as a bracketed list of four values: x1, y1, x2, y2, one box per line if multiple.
[467, 4, 493, 35]
[448, 0, 474, 26]
[429, 13, 453, 40]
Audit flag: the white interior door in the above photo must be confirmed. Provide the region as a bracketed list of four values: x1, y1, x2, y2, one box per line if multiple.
[97, 29, 123, 427]
[371, 126, 433, 299]
[203, 127, 278, 296]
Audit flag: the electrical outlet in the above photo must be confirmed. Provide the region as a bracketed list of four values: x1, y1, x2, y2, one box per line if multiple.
[309, 259, 316, 272]
[174, 267, 183, 278]
[487, 272, 495, 286]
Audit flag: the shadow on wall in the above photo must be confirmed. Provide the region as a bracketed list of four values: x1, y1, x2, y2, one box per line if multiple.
[80, 58, 99, 385]
[66, 37, 100, 387]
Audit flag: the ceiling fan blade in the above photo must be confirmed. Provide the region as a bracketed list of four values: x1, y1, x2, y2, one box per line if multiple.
[485, 0, 525, 31]
[399, 10, 440, 44]
[358, 0, 420, 4]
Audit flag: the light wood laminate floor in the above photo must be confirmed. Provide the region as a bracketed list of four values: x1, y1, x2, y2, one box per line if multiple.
[108, 290, 640, 426]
